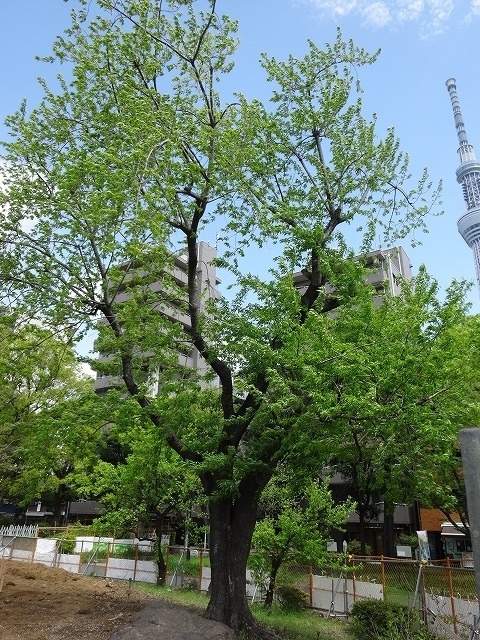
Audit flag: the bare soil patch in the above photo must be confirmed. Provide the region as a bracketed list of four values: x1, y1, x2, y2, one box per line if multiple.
[0, 559, 150, 640]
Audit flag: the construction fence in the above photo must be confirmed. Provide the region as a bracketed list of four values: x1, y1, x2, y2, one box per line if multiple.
[0, 526, 478, 639]
[0, 526, 159, 583]
[277, 556, 479, 640]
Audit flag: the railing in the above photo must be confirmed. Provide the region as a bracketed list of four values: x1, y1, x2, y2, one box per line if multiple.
[0, 524, 38, 538]
[0, 559, 6, 594]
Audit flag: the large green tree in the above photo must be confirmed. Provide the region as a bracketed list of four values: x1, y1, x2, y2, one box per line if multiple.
[0, 1, 443, 635]
[414, 314, 480, 536]
[76, 412, 203, 584]
[0, 311, 99, 521]
[295, 270, 479, 556]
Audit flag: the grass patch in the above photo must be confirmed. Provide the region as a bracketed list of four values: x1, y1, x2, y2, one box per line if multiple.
[351, 561, 478, 601]
[252, 604, 350, 640]
[384, 585, 415, 607]
[166, 553, 211, 575]
[79, 544, 154, 563]
[134, 582, 208, 612]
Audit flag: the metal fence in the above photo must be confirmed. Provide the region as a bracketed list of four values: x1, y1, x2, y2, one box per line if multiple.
[271, 556, 479, 640]
[0, 533, 158, 582]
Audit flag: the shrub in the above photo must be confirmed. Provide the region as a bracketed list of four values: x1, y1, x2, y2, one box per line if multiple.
[346, 539, 372, 556]
[58, 527, 92, 555]
[350, 600, 429, 640]
[276, 585, 308, 611]
[58, 536, 76, 554]
[397, 533, 420, 550]
[167, 553, 210, 575]
[79, 543, 109, 563]
[181, 578, 199, 591]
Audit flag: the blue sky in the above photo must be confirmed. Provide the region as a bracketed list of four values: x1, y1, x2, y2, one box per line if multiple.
[1, 0, 480, 313]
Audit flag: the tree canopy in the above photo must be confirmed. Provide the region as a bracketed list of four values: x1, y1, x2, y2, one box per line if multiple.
[0, 311, 100, 521]
[252, 471, 354, 606]
[287, 270, 479, 554]
[77, 413, 204, 583]
[0, 1, 457, 636]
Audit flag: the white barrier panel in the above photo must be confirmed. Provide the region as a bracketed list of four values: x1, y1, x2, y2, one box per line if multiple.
[34, 553, 56, 566]
[56, 554, 81, 573]
[36, 538, 56, 554]
[134, 560, 157, 584]
[312, 575, 346, 612]
[106, 558, 135, 581]
[245, 569, 257, 599]
[34, 538, 57, 566]
[10, 550, 32, 561]
[74, 536, 114, 553]
[201, 566, 211, 592]
[312, 575, 383, 613]
[426, 592, 479, 639]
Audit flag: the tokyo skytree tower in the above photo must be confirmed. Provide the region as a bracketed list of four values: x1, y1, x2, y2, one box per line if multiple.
[446, 78, 480, 292]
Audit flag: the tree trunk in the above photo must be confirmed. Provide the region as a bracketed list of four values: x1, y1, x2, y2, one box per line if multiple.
[153, 509, 170, 586]
[52, 495, 64, 526]
[264, 559, 281, 607]
[383, 500, 396, 557]
[154, 538, 167, 586]
[204, 493, 279, 640]
[358, 504, 368, 555]
[52, 484, 70, 526]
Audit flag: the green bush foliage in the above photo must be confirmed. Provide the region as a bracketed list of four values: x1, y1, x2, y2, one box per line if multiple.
[350, 600, 428, 640]
[347, 539, 372, 556]
[59, 536, 76, 554]
[57, 525, 93, 554]
[276, 585, 309, 611]
[397, 533, 420, 550]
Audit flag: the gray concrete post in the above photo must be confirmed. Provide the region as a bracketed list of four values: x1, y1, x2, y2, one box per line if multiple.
[459, 428, 480, 611]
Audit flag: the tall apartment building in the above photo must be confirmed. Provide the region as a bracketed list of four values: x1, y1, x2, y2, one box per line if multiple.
[94, 241, 221, 394]
[293, 246, 412, 298]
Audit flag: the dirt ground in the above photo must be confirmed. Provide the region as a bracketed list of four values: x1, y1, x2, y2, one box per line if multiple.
[0, 560, 151, 640]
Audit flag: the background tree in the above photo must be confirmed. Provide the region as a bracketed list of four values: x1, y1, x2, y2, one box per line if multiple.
[9, 388, 103, 523]
[414, 314, 480, 536]
[0, 1, 443, 636]
[291, 271, 478, 555]
[0, 310, 100, 521]
[76, 411, 203, 584]
[252, 471, 354, 607]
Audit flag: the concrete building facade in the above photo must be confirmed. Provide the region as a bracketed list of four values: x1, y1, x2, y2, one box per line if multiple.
[93, 241, 221, 394]
[293, 246, 412, 299]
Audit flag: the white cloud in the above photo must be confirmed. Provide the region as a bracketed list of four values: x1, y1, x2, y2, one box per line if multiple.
[397, 0, 425, 22]
[307, 0, 462, 35]
[79, 361, 96, 379]
[361, 2, 392, 27]
[464, 0, 480, 22]
[308, 0, 360, 17]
